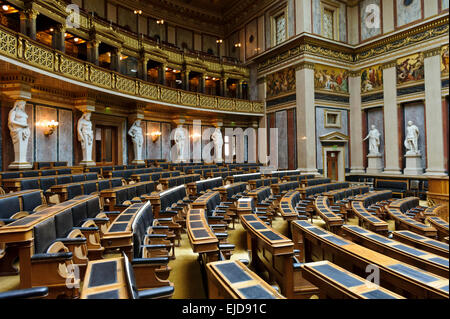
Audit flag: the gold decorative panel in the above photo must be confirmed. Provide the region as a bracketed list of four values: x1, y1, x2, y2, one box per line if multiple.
[252, 102, 264, 113]
[139, 82, 159, 99]
[160, 87, 179, 103]
[24, 41, 54, 71]
[199, 95, 217, 109]
[116, 76, 136, 94]
[60, 56, 85, 81]
[180, 91, 198, 106]
[0, 28, 17, 57]
[236, 100, 252, 112]
[217, 98, 235, 111]
[90, 67, 112, 88]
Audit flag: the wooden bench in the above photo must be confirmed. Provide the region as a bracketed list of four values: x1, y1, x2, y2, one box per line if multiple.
[240, 214, 319, 298]
[206, 260, 286, 299]
[100, 181, 156, 213]
[49, 178, 122, 202]
[291, 220, 448, 298]
[226, 173, 261, 184]
[159, 174, 201, 190]
[301, 260, 404, 299]
[248, 177, 278, 190]
[341, 224, 449, 278]
[392, 230, 449, 258]
[187, 177, 223, 197]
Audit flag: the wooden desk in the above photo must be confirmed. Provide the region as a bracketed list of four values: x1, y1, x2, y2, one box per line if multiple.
[393, 230, 449, 258]
[100, 203, 145, 258]
[427, 176, 449, 210]
[351, 201, 389, 235]
[279, 190, 301, 221]
[2, 174, 72, 192]
[206, 260, 286, 299]
[187, 208, 221, 265]
[386, 207, 437, 238]
[291, 220, 449, 298]
[240, 214, 319, 298]
[314, 196, 344, 232]
[0, 195, 95, 288]
[301, 260, 404, 299]
[341, 224, 449, 278]
[81, 257, 129, 299]
[427, 216, 449, 240]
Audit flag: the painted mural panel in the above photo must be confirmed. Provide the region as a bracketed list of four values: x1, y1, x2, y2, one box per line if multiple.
[314, 65, 349, 93]
[360, 0, 381, 41]
[396, 0, 422, 27]
[266, 67, 296, 99]
[361, 65, 383, 93]
[397, 53, 424, 84]
[442, 45, 449, 75]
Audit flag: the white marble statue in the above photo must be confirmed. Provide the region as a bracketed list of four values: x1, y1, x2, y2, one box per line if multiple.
[404, 120, 420, 155]
[77, 112, 94, 164]
[363, 125, 381, 155]
[174, 126, 187, 162]
[211, 127, 223, 163]
[8, 100, 31, 166]
[128, 119, 144, 163]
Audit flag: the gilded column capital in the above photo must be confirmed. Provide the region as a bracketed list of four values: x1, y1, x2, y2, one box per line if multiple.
[349, 70, 361, 78]
[295, 62, 315, 71]
[87, 40, 101, 48]
[25, 9, 39, 19]
[423, 47, 441, 59]
[382, 60, 397, 70]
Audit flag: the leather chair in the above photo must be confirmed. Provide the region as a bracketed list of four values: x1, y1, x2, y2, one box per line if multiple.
[41, 170, 56, 176]
[0, 196, 22, 225]
[22, 171, 39, 178]
[56, 176, 71, 185]
[22, 191, 46, 213]
[67, 184, 83, 200]
[56, 168, 72, 175]
[20, 179, 40, 190]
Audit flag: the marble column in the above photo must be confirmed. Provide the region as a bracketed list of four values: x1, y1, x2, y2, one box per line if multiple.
[424, 48, 446, 175]
[382, 61, 402, 174]
[160, 63, 167, 86]
[19, 12, 27, 35]
[138, 55, 149, 81]
[201, 74, 207, 94]
[53, 24, 66, 53]
[349, 71, 365, 173]
[223, 77, 229, 97]
[25, 9, 38, 40]
[296, 62, 319, 174]
[295, 0, 312, 34]
[182, 69, 190, 91]
[87, 40, 100, 66]
[110, 47, 122, 72]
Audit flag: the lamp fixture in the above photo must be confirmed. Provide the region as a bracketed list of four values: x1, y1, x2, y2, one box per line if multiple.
[216, 39, 223, 44]
[151, 131, 162, 142]
[190, 133, 201, 139]
[74, 37, 79, 42]
[234, 43, 241, 48]
[2, 5, 9, 11]
[156, 19, 164, 24]
[134, 10, 143, 15]
[36, 120, 59, 136]
[49, 27, 54, 32]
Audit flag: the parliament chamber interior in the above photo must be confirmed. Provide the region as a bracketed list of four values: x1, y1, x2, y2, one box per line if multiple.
[0, 0, 448, 302]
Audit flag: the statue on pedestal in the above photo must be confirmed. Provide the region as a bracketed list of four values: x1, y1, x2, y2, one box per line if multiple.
[77, 112, 94, 164]
[128, 119, 144, 163]
[174, 126, 187, 162]
[404, 121, 420, 155]
[8, 100, 31, 168]
[211, 128, 223, 163]
[363, 125, 381, 155]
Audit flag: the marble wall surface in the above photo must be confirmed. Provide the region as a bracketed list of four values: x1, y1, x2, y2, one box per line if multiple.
[57, 109, 73, 165]
[360, 0, 382, 41]
[443, 0, 449, 10]
[339, 1, 347, 42]
[396, 0, 422, 27]
[315, 107, 349, 170]
[366, 107, 385, 164]
[312, 0, 321, 35]
[25, 103, 34, 164]
[403, 102, 426, 168]
[275, 110, 288, 170]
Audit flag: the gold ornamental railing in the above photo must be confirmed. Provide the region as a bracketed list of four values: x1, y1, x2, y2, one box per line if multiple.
[0, 25, 264, 115]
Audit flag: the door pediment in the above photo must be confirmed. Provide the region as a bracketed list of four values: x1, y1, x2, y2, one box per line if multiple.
[319, 131, 349, 143]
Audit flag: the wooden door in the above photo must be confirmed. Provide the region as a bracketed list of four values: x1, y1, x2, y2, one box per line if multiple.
[326, 151, 339, 181]
[95, 125, 118, 165]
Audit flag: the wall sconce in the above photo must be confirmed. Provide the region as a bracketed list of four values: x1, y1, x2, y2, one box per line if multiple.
[134, 10, 143, 15]
[36, 120, 59, 136]
[151, 131, 162, 142]
[216, 39, 223, 44]
[190, 133, 201, 139]
[156, 19, 164, 24]
[234, 43, 242, 48]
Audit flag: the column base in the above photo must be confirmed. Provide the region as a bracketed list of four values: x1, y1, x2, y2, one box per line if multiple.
[79, 160, 96, 167]
[350, 167, 366, 174]
[298, 168, 320, 176]
[8, 162, 32, 170]
[423, 169, 447, 176]
[382, 168, 402, 175]
[131, 160, 145, 165]
[404, 154, 423, 176]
